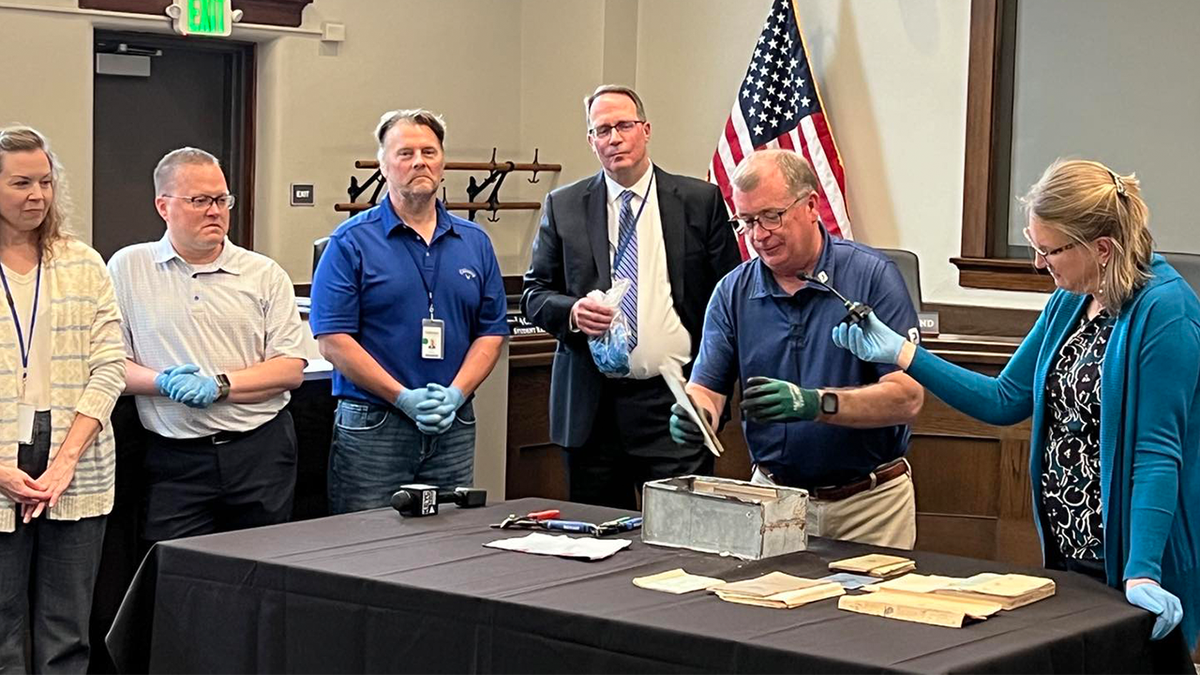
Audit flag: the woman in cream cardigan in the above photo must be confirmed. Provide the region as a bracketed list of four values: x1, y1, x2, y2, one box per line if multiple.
[0, 126, 125, 672]
[833, 159, 1200, 652]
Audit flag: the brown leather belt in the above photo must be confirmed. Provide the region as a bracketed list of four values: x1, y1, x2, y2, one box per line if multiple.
[811, 458, 909, 502]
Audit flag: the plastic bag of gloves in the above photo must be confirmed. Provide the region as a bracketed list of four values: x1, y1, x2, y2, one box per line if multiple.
[587, 278, 634, 377]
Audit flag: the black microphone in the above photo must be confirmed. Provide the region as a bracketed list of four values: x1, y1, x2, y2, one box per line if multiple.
[797, 271, 872, 325]
[390, 484, 488, 517]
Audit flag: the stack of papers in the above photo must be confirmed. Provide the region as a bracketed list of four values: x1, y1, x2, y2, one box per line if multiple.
[924, 573, 1056, 610]
[711, 571, 844, 609]
[839, 589, 1003, 628]
[632, 568, 725, 594]
[840, 572, 1057, 628]
[484, 533, 631, 561]
[828, 554, 915, 578]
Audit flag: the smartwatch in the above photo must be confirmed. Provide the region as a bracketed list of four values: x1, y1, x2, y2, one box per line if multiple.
[215, 373, 232, 402]
[820, 391, 839, 416]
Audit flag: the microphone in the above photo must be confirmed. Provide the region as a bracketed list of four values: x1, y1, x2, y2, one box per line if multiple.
[797, 271, 873, 325]
[390, 484, 488, 517]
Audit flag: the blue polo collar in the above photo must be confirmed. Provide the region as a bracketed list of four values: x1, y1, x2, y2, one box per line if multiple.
[378, 194, 460, 243]
[750, 223, 837, 299]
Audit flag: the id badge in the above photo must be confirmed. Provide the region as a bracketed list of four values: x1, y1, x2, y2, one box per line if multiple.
[421, 319, 445, 360]
[17, 404, 35, 445]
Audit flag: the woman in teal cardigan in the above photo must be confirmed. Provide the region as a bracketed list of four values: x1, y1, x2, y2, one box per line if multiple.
[834, 159, 1200, 649]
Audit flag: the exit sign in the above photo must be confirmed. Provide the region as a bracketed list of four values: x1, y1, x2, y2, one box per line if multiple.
[173, 0, 234, 37]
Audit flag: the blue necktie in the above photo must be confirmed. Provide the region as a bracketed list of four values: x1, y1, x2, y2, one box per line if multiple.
[614, 190, 638, 349]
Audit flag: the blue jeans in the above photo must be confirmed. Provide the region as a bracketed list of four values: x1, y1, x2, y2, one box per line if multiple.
[327, 398, 476, 515]
[0, 412, 106, 674]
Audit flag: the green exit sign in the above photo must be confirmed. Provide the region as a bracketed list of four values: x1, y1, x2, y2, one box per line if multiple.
[173, 0, 234, 37]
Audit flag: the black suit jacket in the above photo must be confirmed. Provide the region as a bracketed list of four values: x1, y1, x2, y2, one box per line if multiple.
[521, 166, 742, 447]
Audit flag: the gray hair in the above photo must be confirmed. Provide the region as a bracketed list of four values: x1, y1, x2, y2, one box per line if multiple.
[153, 147, 221, 194]
[731, 149, 819, 198]
[583, 85, 647, 125]
[374, 109, 447, 161]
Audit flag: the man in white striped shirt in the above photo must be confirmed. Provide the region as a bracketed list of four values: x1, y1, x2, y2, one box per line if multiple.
[108, 147, 307, 546]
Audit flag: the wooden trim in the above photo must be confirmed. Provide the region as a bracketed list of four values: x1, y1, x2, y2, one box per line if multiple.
[950, 257, 1055, 292]
[960, 0, 1002, 259]
[239, 42, 257, 250]
[78, 0, 313, 28]
[923, 301, 1039, 337]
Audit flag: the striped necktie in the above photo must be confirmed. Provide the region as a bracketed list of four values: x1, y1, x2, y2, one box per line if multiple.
[614, 189, 638, 349]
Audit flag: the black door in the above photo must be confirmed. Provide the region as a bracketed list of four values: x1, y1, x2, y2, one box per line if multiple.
[92, 31, 254, 260]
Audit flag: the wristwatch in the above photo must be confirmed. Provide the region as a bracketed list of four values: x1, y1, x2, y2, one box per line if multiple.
[820, 391, 839, 416]
[215, 373, 232, 402]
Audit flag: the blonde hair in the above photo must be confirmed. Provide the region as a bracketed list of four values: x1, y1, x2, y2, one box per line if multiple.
[0, 126, 72, 258]
[1022, 159, 1153, 312]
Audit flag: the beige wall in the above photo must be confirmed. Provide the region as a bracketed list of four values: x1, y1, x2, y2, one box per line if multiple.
[0, 0, 1050, 309]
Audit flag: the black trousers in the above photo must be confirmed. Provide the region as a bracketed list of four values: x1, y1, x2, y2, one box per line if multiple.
[569, 375, 713, 509]
[141, 411, 297, 544]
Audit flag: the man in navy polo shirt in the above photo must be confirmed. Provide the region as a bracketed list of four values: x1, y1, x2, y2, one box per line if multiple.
[309, 109, 508, 514]
[671, 149, 924, 548]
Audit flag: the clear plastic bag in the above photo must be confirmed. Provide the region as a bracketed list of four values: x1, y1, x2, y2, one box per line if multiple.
[587, 278, 633, 378]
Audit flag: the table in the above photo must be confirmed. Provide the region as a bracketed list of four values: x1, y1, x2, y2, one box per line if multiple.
[106, 498, 1191, 673]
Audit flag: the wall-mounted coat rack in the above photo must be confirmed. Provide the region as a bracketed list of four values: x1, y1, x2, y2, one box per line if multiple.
[335, 148, 560, 223]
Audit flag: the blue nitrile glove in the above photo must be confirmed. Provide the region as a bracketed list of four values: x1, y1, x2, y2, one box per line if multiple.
[1126, 581, 1183, 641]
[155, 363, 198, 396]
[414, 384, 464, 436]
[668, 403, 707, 449]
[831, 308, 906, 365]
[394, 387, 436, 422]
[166, 373, 219, 409]
[740, 376, 820, 423]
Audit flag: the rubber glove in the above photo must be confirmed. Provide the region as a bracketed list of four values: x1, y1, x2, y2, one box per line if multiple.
[395, 387, 437, 423]
[155, 363, 199, 396]
[415, 384, 465, 435]
[830, 309, 906, 365]
[1126, 580, 1183, 641]
[167, 373, 219, 409]
[740, 376, 819, 423]
[668, 403, 708, 449]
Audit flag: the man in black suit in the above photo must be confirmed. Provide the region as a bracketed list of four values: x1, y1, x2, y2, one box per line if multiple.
[522, 85, 742, 508]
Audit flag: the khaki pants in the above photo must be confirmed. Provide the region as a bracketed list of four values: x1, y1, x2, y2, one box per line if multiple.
[752, 462, 916, 550]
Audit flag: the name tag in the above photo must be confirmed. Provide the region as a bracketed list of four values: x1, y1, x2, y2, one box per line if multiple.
[421, 319, 445, 360]
[17, 404, 35, 445]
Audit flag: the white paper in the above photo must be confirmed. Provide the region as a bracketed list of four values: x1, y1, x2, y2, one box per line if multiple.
[484, 532, 631, 561]
[658, 361, 723, 457]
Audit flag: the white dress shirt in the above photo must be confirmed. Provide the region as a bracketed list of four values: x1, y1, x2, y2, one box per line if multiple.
[604, 164, 691, 379]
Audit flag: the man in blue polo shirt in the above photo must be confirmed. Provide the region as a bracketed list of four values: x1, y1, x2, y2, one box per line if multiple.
[671, 149, 923, 548]
[309, 109, 508, 514]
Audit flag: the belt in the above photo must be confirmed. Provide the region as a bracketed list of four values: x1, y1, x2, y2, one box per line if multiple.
[149, 423, 266, 447]
[811, 458, 909, 502]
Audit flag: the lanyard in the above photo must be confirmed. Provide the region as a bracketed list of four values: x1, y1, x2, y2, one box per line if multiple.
[401, 232, 443, 319]
[613, 173, 655, 271]
[0, 261, 41, 388]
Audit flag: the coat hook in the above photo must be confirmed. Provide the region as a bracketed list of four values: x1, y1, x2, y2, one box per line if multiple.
[528, 148, 541, 184]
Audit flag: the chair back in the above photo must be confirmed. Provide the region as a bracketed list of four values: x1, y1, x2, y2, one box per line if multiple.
[878, 248, 922, 311]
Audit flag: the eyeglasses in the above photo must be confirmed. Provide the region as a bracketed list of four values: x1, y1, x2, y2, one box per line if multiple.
[731, 194, 809, 234]
[588, 120, 645, 139]
[1022, 226, 1076, 261]
[162, 194, 236, 211]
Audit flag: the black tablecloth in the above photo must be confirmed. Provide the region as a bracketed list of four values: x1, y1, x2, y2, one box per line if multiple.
[106, 498, 1190, 673]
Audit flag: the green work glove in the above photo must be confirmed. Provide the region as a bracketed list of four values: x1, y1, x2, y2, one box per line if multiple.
[740, 376, 820, 423]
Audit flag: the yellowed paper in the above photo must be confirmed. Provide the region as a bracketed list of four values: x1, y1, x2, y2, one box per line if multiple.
[828, 554, 915, 577]
[633, 568, 725, 594]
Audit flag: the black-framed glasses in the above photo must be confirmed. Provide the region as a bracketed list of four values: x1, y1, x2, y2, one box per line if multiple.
[1022, 226, 1076, 260]
[588, 120, 645, 139]
[162, 194, 236, 211]
[731, 194, 809, 234]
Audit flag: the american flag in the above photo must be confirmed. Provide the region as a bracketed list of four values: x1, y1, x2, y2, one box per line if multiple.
[709, 0, 853, 258]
